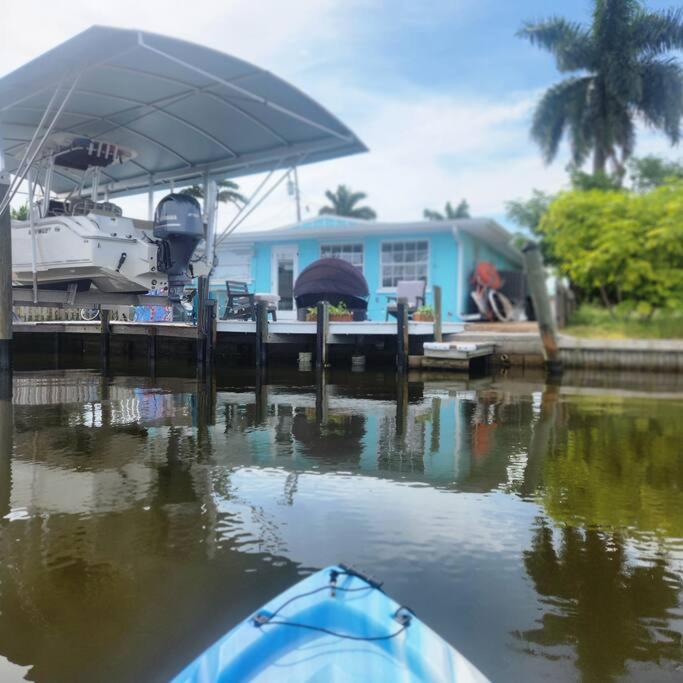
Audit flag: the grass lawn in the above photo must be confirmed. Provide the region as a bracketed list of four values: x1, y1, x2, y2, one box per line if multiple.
[564, 305, 683, 340]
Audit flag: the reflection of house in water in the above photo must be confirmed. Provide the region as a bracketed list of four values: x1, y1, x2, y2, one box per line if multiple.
[219, 380, 540, 493]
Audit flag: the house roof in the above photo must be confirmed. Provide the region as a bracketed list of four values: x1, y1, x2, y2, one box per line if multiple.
[0, 26, 366, 198]
[224, 215, 523, 266]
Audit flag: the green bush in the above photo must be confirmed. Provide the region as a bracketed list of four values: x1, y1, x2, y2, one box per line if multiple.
[540, 182, 683, 313]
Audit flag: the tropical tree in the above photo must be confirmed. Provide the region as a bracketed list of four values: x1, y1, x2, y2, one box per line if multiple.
[318, 185, 377, 219]
[180, 180, 246, 207]
[10, 204, 29, 221]
[518, 0, 683, 174]
[506, 189, 557, 261]
[629, 155, 683, 191]
[423, 199, 470, 220]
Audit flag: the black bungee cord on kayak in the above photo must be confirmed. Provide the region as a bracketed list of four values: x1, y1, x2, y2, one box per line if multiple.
[252, 567, 414, 641]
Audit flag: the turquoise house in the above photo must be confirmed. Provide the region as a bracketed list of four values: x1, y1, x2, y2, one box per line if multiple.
[211, 216, 522, 322]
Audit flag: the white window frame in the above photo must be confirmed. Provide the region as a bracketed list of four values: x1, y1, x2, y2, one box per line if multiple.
[379, 239, 430, 291]
[320, 242, 364, 272]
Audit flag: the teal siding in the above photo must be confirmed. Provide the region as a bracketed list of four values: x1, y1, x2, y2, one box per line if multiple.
[219, 224, 520, 322]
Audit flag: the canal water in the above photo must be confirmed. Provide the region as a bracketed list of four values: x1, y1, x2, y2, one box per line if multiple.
[0, 366, 681, 682]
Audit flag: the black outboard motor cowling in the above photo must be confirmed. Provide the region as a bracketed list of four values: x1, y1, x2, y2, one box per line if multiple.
[153, 193, 204, 301]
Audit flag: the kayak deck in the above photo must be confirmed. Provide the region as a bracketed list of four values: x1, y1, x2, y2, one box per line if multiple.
[170, 565, 489, 683]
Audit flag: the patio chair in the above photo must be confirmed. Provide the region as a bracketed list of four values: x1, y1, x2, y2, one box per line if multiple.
[221, 281, 255, 320]
[385, 280, 426, 320]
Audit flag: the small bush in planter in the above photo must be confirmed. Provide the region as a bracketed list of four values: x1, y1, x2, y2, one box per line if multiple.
[413, 305, 435, 322]
[305, 303, 354, 321]
[329, 302, 353, 321]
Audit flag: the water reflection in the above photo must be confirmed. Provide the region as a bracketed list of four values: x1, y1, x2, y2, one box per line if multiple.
[521, 521, 683, 681]
[0, 370, 681, 682]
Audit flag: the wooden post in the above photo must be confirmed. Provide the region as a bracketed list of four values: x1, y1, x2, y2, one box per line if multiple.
[100, 308, 111, 370]
[53, 332, 61, 368]
[0, 393, 12, 520]
[254, 368, 268, 424]
[147, 326, 157, 376]
[0, 175, 12, 375]
[315, 368, 328, 425]
[433, 285, 443, 342]
[396, 374, 408, 440]
[207, 299, 217, 368]
[196, 276, 208, 368]
[315, 301, 329, 369]
[522, 242, 562, 374]
[255, 299, 268, 368]
[396, 299, 409, 373]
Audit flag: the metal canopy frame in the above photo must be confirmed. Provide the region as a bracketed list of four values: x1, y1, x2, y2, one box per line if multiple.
[0, 26, 367, 199]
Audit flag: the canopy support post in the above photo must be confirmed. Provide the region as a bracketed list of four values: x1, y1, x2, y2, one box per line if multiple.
[147, 176, 154, 220]
[0, 134, 12, 376]
[28, 169, 39, 303]
[204, 178, 217, 275]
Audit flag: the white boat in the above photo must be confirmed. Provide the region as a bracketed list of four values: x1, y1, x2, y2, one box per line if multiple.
[10, 134, 205, 300]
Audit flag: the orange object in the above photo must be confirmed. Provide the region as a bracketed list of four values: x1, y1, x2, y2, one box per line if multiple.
[472, 262, 502, 290]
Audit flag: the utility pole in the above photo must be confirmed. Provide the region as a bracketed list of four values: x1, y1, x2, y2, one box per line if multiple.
[0, 139, 13, 376]
[288, 167, 302, 223]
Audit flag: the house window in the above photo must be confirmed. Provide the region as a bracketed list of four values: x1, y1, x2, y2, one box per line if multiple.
[381, 240, 428, 288]
[320, 243, 364, 270]
[214, 246, 253, 283]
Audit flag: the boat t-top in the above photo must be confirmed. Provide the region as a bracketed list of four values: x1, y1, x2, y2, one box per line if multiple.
[0, 26, 366, 309]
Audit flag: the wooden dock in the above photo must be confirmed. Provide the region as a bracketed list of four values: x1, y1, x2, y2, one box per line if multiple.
[11, 315, 466, 372]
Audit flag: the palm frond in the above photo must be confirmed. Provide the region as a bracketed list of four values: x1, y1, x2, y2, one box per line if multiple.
[517, 17, 594, 71]
[638, 58, 683, 144]
[423, 209, 444, 221]
[352, 207, 377, 220]
[632, 7, 683, 57]
[532, 77, 594, 164]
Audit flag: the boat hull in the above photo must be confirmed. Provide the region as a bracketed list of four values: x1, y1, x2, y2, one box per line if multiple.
[170, 565, 490, 683]
[11, 213, 164, 294]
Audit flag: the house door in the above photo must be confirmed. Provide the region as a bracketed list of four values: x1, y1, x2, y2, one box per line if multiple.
[271, 245, 298, 319]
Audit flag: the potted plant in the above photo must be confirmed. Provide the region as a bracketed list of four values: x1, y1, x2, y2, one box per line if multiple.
[305, 303, 354, 322]
[329, 302, 354, 322]
[413, 305, 435, 322]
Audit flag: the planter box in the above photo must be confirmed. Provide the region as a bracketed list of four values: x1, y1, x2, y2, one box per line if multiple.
[413, 313, 434, 322]
[306, 313, 354, 322]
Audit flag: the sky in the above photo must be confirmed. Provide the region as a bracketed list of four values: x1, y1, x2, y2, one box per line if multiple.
[1, 0, 682, 232]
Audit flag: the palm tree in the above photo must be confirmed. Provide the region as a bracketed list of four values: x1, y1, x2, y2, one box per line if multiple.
[10, 204, 29, 221]
[518, 0, 683, 174]
[423, 199, 470, 221]
[180, 180, 246, 207]
[318, 185, 377, 219]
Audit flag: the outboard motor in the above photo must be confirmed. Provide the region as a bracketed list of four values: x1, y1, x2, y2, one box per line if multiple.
[153, 194, 204, 301]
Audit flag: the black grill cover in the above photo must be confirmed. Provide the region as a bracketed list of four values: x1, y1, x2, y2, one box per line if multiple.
[294, 258, 369, 312]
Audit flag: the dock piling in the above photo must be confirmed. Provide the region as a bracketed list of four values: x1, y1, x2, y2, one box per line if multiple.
[396, 299, 409, 373]
[315, 301, 329, 369]
[147, 326, 158, 375]
[100, 309, 111, 370]
[522, 242, 563, 374]
[433, 285, 442, 343]
[255, 300, 269, 368]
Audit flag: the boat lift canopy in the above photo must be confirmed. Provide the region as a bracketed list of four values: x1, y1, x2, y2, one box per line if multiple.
[0, 25, 366, 199]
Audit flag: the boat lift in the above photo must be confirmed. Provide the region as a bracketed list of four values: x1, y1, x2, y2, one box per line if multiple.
[0, 26, 366, 312]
